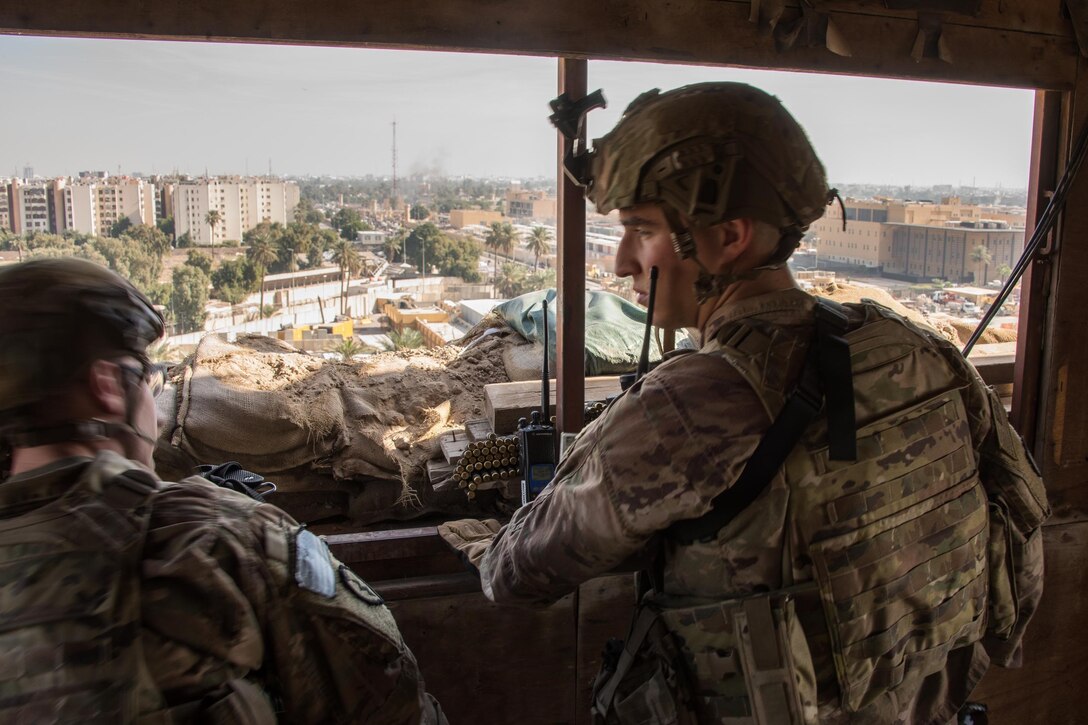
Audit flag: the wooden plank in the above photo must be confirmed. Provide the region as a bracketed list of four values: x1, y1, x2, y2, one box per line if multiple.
[327, 526, 449, 563]
[0, 0, 1077, 89]
[972, 521, 1088, 723]
[809, 0, 1069, 38]
[484, 376, 622, 434]
[438, 429, 470, 464]
[558, 58, 588, 438]
[388, 591, 578, 724]
[464, 418, 493, 442]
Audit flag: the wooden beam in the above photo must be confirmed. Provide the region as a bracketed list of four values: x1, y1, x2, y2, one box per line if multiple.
[1013, 90, 1063, 449]
[1034, 57, 1088, 521]
[0, 0, 1077, 90]
[556, 58, 587, 436]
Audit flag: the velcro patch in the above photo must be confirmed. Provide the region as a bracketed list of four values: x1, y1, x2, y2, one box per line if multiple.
[294, 529, 336, 598]
[339, 564, 384, 606]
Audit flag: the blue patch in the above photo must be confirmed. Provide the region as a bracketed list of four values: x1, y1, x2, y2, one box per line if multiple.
[294, 529, 336, 598]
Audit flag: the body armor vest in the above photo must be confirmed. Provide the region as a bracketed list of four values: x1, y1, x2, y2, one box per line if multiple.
[594, 301, 1047, 725]
[0, 453, 165, 723]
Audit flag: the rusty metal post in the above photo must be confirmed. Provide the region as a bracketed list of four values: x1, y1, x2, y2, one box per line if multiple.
[556, 57, 587, 435]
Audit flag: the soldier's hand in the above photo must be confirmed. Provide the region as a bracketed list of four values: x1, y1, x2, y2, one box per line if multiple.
[437, 518, 501, 573]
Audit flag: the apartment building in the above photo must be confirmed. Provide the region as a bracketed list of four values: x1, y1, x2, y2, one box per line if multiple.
[173, 176, 301, 245]
[66, 176, 156, 236]
[6, 180, 52, 236]
[0, 182, 10, 231]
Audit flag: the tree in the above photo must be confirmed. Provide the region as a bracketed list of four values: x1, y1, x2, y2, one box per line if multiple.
[334, 337, 366, 361]
[410, 203, 430, 221]
[429, 234, 483, 283]
[384, 228, 407, 263]
[484, 221, 518, 279]
[495, 262, 528, 298]
[157, 215, 175, 239]
[998, 264, 1012, 285]
[246, 236, 278, 317]
[185, 249, 214, 275]
[171, 265, 210, 333]
[970, 244, 993, 284]
[331, 238, 361, 315]
[109, 216, 134, 238]
[211, 258, 259, 304]
[294, 198, 324, 225]
[204, 209, 223, 245]
[331, 207, 371, 240]
[385, 327, 425, 350]
[525, 225, 552, 271]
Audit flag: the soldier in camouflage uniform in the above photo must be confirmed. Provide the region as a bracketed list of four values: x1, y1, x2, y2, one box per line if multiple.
[441, 84, 1048, 724]
[0, 258, 446, 724]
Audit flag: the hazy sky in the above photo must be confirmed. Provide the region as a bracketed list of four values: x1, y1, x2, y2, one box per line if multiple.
[0, 35, 1035, 188]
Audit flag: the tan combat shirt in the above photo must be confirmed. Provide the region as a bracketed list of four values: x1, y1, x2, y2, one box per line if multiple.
[0, 454, 442, 724]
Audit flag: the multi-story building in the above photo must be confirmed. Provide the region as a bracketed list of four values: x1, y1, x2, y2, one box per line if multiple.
[808, 196, 1025, 282]
[0, 180, 11, 231]
[173, 176, 301, 245]
[61, 176, 157, 236]
[885, 221, 1023, 284]
[8, 181, 52, 236]
[504, 189, 556, 223]
[449, 209, 504, 229]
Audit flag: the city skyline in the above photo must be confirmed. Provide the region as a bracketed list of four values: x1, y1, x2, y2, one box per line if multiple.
[1, 35, 1036, 187]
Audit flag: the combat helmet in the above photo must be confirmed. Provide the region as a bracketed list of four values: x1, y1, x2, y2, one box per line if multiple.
[0, 257, 165, 445]
[552, 82, 839, 300]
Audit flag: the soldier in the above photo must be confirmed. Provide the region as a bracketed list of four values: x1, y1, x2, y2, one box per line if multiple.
[441, 83, 1048, 724]
[0, 258, 445, 724]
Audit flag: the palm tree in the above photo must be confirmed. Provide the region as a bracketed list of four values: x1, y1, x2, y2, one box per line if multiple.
[383, 229, 405, 263]
[334, 337, 366, 361]
[204, 209, 223, 246]
[525, 226, 552, 271]
[484, 221, 518, 280]
[245, 236, 278, 318]
[970, 244, 992, 285]
[384, 327, 425, 350]
[332, 238, 361, 315]
[998, 264, 1012, 285]
[495, 262, 527, 298]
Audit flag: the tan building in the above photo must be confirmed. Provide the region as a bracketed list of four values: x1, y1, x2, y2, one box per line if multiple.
[449, 209, 504, 229]
[505, 189, 556, 222]
[8, 180, 52, 236]
[57, 176, 157, 237]
[173, 176, 301, 245]
[885, 222, 1023, 284]
[808, 197, 1026, 281]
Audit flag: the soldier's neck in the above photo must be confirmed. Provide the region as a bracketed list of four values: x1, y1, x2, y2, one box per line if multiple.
[9, 439, 128, 477]
[696, 267, 799, 333]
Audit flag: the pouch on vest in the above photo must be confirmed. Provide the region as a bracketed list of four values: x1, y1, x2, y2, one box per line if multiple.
[592, 589, 817, 725]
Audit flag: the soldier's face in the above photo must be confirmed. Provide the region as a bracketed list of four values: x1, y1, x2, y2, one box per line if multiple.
[615, 204, 701, 329]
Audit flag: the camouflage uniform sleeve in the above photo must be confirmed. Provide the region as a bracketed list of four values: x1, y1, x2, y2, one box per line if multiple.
[142, 477, 437, 724]
[479, 352, 772, 606]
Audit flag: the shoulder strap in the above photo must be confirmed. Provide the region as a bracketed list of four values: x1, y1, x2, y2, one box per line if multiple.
[668, 298, 856, 545]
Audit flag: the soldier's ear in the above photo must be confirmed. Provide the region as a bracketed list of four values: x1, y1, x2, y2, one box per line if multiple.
[85, 359, 128, 419]
[700, 218, 755, 272]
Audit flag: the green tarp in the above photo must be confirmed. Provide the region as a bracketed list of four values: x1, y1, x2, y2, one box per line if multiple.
[493, 288, 687, 376]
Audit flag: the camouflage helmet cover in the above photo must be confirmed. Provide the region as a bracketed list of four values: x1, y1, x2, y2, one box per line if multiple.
[0, 258, 165, 415]
[586, 82, 831, 236]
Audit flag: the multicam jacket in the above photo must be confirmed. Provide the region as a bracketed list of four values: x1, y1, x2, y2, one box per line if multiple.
[0, 450, 442, 724]
[479, 287, 1046, 724]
